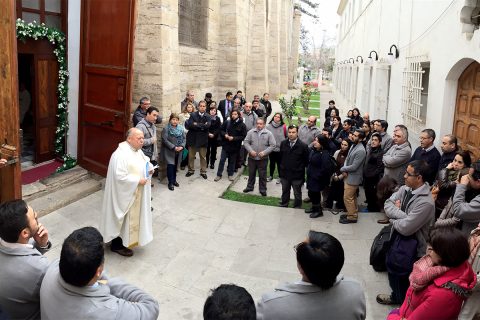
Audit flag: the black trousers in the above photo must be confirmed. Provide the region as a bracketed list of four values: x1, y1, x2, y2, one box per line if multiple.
[327, 179, 345, 209]
[247, 158, 268, 192]
[364, 176, 381, 211]
[280, 178, 303, 205]
[206, 138, 218, 166]
[308, 190, 321, 206]
[268, 151, 281, 178]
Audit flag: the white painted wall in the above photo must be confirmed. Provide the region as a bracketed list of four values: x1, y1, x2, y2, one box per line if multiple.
[333, 0, 480, 150]
[66, 0, 81, 158]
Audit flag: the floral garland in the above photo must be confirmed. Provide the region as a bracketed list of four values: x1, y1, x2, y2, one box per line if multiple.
[15, 19, 76, 172]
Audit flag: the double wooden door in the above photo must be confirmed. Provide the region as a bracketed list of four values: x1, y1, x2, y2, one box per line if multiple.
[77, 0, 136, 176]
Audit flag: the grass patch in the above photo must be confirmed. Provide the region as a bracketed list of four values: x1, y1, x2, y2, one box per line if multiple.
[222, 189, 309, 209]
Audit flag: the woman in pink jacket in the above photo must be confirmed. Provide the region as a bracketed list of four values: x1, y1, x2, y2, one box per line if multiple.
[387, 227, 476, 320]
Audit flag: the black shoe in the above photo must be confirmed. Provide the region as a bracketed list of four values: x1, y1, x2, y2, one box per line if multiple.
[111, 245, 134, 257]
[243, 188, 253, 193]
[278, 203, 289, 208]
[339, 215, 357, 224]
[200, 173, 207, 179]
[260, 191, 267, 197]
[304, 206, 315, 213]
[168, 184, 174, 191]
[309, 210, 323, 218]
[293, 201, 302, 209]
[303, 197, 311, 203]
[210, 164, 215, 169]
[151, 207, 154, 211]
[173, 182, 180, 187]
[186, 172, 194, 177]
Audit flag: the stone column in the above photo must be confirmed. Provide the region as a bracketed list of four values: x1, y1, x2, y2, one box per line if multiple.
[278, 0, 289, 94]
[132, 0, 181, 116]
[267, 0, 281, 98]
[245, 0, 268, 100]
[288, 9, 301, 88]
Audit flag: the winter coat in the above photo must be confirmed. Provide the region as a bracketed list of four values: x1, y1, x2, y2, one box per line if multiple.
[383, 141, 412, 185]
[244, 128, 276, 160]
[219, 119, 247, 153]
[185, 111, 211, 148]
[208, 116, 222, 138]
[363, 146, 384, 179]
[410, 146, 441, 185]
[278, 139, 309, 181]
[266, 122, 286, 152]
[340, 142, 366, 186]
[453, 184, 480, 237]
[298, 124, 320, 147]
[388, 261, 476, 320]
[241, 111, 258, 132]
[307, 148, 335, 192]
[161, 126, 186, 165]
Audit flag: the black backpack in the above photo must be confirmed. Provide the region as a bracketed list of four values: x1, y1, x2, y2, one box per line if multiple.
[370, 225, 392, 272]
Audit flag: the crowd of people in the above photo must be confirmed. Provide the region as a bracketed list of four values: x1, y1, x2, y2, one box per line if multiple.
[2, 90, 480, 319]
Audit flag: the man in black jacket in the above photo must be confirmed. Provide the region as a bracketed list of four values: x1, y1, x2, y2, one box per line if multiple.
[218, 92, 234, 120]
[214, 110, 247, 181]
[185, 100, 211, 179]
[260, 93, 272, 119]
[409, 128, 441, 185]
[363, 133, 384, 213]
[279, 125, 310, 208]
[438, 134, 459, 170]
[132, 96, 163, 127]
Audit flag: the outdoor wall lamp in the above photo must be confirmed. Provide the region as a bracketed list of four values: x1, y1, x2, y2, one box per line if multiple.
[343, 60, 349, 64]
[349, 58, 355, 64]
[366, 50, 378, 64]
[356, 56, 363, 63]
[387, 44, 400, 64]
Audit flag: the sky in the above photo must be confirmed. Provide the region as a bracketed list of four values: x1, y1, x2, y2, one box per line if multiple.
[301, 0, 340, 49]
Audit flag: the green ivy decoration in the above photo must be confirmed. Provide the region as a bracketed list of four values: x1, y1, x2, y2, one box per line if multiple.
[15, 19, 76, 173]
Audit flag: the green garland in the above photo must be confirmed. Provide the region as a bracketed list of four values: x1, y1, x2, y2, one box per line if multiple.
[16, 19, 76, 172]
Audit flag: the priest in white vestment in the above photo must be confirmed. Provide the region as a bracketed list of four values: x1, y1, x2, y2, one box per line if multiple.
[100, 128, 154, 257]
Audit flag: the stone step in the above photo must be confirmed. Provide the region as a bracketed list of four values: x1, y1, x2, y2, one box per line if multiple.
[29, 178, 103, 218]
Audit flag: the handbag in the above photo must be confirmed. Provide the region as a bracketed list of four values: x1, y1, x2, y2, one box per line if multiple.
[386, 230, 418, 276]
[370, 224, 393, 272]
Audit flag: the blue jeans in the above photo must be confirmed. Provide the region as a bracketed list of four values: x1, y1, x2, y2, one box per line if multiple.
[216, 148, 238, 177]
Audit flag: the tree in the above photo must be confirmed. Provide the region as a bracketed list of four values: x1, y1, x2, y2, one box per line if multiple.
[295, 0, 320, 20]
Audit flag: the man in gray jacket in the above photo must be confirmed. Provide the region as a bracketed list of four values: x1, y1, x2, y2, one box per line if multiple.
[40, 227, 159, 320]
[243, 118, 276, 196]
[377, 160, 435, 305]
[382, 125, 412, 185]
[339, 129, 366, 224]
[452, 160, 480, 236]
[0, 200, 51, 320]
[256, 231, 366, 320]
[298, 116, 320, 147]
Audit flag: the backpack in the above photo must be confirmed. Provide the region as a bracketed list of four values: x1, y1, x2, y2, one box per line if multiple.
[370, 224, 393, 272]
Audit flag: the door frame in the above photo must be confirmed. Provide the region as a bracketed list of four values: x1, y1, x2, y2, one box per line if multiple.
[77, 0, 137, 176]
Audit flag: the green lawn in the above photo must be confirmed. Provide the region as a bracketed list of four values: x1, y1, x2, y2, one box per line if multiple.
[221, 189, 309, 209]
[294, 92, 321, 118]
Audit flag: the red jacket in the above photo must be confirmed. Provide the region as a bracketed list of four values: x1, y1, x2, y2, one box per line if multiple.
[388, 261, 476, 320]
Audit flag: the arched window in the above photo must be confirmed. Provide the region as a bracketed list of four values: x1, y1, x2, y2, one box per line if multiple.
[178, 0, 208, 48]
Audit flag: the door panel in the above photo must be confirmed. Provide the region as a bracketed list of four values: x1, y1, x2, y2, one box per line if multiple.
[35, 56, 58, 162]
[454, 62, 480, 161]
[78, 0, 136, 176]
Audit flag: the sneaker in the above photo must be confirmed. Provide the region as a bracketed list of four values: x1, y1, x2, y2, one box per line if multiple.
[214, 176, 222, 182]
[266, 176, 273, 182]
[228, 176, 234, 181]
[376, 294, 395, 305]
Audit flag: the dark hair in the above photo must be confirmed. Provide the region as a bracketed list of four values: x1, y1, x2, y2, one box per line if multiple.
[322, 127, 332, 136]
[236, 90, 242, 94]
[316, 135, 330, 150]
[226, 92, 233, 97]
[0, 200, 29, 243]
[472, 160, 480, 181]
[379, 120, 389, 131]
[444, 134, 458, 146]
[296, 231, 344, 289]
[328, 100, 335, 104]
[269, 112, 284, 125]
[408, 160, 430, 181]
[355, 129, 365, 139]
[422, 128, 436, 141]
[203, 284, 256, 320]
[146, 106, 159, 114]
[429, 227, 470, 267]
[59, 227, 104, 287]
[205, 92, 212, 98]
[352, 107, 361, 116]
[139, 96, 149, 105]
[456, 150, 472, 168]
[371, 132, 382, 142]
[362, 120, 371, 129]
[333, 116, 341, 123]
[287, 124, 298, 132]
[343, 119, 353, 126]
[230, 109, 240, 117]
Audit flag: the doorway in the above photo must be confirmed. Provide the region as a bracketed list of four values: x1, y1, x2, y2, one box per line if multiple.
[18, 53, 35, 167]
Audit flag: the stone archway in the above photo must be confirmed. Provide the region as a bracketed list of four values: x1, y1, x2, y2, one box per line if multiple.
[453, 61, 480, 160]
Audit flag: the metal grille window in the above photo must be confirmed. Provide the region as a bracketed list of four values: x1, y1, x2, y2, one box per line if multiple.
[178, 0, 208, 48]
[401, 55, 429, 134]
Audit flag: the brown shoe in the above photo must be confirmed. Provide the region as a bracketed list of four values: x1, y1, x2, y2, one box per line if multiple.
[377, 218, 390, 224]
[111, 246, 134, 257]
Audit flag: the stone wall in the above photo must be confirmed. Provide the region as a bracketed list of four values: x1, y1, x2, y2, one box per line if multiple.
[132, 0, 300, 117]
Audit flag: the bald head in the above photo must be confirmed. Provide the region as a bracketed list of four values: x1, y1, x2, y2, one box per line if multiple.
[307, 116, 317, 128]
[126, 128, 144, 151]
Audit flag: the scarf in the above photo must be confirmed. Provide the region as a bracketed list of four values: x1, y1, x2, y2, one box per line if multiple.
[270, 121, 283, 128]
[409, 255, 450, 291]
[167, 124, 184, 146]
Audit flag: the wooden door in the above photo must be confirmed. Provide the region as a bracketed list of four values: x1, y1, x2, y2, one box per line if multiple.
[0, 0, 21, 202]
[34, 55, 58, 162]
[454, 61, 480, 161]
[78, 0, 136, 176]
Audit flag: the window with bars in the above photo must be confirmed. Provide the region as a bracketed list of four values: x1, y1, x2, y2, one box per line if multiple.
[401, 55, 429, 134]
[178, 0, 208, 49]
[16, 0, 66, 32]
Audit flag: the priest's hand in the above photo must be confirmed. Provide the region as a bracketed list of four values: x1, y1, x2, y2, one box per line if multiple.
[139, 178, 148, 185]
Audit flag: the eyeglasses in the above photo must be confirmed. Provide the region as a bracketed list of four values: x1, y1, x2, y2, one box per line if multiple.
[404, 171, 419, 177]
